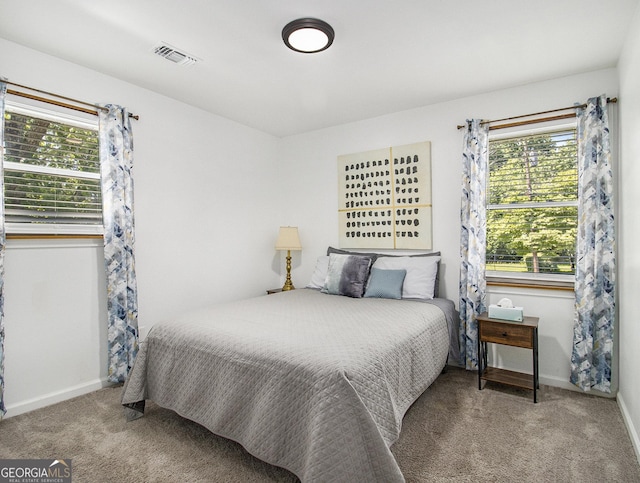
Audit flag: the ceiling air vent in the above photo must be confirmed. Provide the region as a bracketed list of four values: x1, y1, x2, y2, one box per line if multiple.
[152, 42, 199, 66]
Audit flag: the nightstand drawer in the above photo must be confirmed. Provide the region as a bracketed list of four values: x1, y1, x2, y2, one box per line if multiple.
[479, 321, 533, 348]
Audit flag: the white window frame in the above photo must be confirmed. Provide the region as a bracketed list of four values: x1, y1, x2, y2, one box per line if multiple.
[485, 121, 577, 289]
[3, 100, 103, 236]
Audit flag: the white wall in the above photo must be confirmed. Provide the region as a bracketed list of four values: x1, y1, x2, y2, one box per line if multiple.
[4, 239, 108, 414]
[279, 68, 619, 392]
[617, 2, 640, 462]
[0, 38, 282, 416]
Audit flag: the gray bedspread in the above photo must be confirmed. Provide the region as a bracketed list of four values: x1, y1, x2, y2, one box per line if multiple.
[122, 288, 456, 482]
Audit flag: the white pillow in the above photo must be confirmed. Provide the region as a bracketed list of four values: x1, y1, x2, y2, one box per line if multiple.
[372, 255, 440, 299]
[306, 255, 330, 289]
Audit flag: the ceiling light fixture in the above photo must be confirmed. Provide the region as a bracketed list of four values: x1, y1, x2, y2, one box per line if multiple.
[282, 18, 334, 53]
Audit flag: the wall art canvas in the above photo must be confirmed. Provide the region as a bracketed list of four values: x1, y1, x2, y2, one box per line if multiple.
[338, 141, 432, 250]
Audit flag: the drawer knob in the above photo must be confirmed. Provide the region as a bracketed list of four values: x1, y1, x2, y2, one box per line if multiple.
[502, 332, 508, 337]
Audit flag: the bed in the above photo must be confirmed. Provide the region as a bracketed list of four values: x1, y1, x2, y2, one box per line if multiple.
[122, 250, 459, 482]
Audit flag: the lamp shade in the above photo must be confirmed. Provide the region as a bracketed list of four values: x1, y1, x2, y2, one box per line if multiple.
[275, 226, 302, 251]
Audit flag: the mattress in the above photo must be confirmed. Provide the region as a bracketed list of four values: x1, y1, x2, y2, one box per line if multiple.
[122, 288, 456, 482]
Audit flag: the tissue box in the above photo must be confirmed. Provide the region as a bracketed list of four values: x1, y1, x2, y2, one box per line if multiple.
[488, 305, 524, 322]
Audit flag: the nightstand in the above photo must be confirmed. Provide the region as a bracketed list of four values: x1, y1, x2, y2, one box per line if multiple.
[266, 288, 283, 295]
[476, 312, 540, 402]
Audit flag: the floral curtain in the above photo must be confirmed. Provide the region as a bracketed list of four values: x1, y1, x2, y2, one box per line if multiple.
[0, 81, 7, 418]
[459, 119, 489, 370]
[571, 95, 615, 393]
[99, 105, 139, 383]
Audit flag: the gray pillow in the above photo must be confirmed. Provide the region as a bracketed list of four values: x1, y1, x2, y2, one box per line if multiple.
[322, 253, 372, 298]
[327, 246, 380, 263]
[364, 268, 407, 299]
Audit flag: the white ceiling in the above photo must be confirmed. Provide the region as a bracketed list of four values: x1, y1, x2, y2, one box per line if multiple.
[0, 0, 638, 137]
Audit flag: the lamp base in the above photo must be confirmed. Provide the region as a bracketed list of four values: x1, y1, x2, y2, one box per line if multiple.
[282, 250, 295, 291]
[281, 281, 295, 291]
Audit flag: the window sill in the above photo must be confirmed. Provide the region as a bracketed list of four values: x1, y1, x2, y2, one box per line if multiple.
[486, 274, 574, 291]
[6, 236, 103, 250]
[5, 222, 104, 238]
[6, 233, 103, 240]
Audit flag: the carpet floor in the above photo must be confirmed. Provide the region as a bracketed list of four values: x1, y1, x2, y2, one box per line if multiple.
[1, 366, 638, 482]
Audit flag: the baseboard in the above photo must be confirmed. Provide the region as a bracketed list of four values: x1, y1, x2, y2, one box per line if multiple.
[539, 374, 590, 394]
[617, 392, 640, 466]
[538, 374, 618, 398]
[4, 378, 115, 419]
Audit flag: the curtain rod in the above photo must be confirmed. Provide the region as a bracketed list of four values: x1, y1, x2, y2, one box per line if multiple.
[3, 79, 140, 121]
[456, 97, 617, 131]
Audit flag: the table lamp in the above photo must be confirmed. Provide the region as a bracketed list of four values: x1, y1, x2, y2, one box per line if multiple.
[275, 226, 302, 291]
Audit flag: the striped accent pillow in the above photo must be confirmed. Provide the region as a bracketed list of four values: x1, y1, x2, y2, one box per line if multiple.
[322, 254, 372, 298]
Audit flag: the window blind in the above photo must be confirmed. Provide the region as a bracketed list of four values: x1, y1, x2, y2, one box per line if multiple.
[486, 128, 578, 275]
[3, 103, 102, 234]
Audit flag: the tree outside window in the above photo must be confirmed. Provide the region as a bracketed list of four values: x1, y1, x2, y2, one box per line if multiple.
[486, 128, 578, 275]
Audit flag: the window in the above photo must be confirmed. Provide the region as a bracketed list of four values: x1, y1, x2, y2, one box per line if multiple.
[3, 102, 102, 235]
[486, 125, 577, 282]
